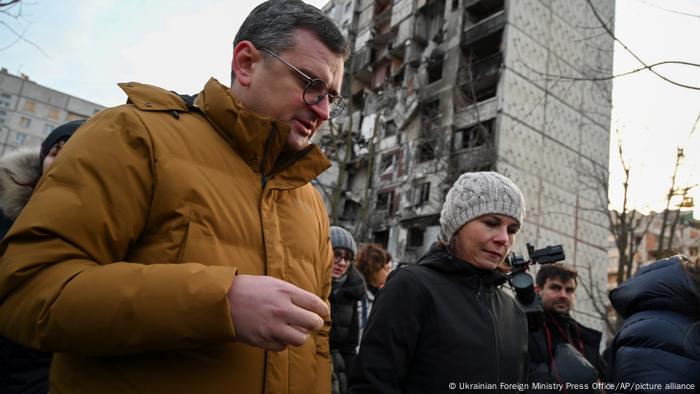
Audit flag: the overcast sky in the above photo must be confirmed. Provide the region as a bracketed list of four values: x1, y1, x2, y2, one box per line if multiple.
[1, 0, 699, 217]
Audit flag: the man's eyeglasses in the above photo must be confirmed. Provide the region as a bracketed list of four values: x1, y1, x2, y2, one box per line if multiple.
[260, 48, 346, 119]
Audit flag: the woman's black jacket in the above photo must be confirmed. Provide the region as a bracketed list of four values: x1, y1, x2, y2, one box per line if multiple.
[349, 246, 529, 394]
[330, 265, 367, 372]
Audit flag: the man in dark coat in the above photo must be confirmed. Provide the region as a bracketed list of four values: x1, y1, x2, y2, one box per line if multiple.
[329, 226, 366, 394]
[608, 256, 699, 392]
[528, 263, 606, 390]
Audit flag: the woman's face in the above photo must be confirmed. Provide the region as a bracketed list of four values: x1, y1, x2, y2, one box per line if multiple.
[451, 214, 519, 270]
[332, 248, 352, 279]
[42, 139, 67, 173]
[372, 261, 392, 288]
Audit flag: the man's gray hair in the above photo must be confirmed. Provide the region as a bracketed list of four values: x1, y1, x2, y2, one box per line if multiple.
[231, 0, 348, 82]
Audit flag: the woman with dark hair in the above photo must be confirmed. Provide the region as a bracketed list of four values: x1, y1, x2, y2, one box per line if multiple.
[608, 255, 700, 392]
[349, 171, 529, 393]
[0, 119, 82, 394]
[355, 243, 392, 341]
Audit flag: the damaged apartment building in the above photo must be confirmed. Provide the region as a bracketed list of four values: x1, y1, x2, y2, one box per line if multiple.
[316, 0, 615, 327]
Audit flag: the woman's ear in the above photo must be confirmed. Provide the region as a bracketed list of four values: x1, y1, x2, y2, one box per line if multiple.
[232, 41, 259, 87]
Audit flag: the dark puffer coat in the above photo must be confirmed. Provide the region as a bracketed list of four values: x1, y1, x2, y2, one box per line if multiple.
[0, 121, 82, 394]
[0, 141, 66, 393]
[330, 265, 366, 393]
[609, 256, 700, 392]
[349, 246, 528, 394]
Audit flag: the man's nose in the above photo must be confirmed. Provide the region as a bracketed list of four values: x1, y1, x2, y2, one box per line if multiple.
[309, 96, 330, 120]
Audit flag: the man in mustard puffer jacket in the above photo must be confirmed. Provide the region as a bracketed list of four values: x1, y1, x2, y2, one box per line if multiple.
[0, 1, 347, 393]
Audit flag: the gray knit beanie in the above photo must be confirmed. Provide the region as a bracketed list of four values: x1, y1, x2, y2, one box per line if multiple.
[439, 171, 525, 242]
[330, 226, 357, 256]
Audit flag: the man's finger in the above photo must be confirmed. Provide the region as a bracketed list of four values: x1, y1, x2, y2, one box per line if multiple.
[288, 287, 329, 319]
[284, 305, 324, 332]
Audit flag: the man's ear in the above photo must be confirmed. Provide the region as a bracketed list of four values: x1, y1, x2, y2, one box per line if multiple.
[232, 41, 259, 87]
[534, 285, 541, 295]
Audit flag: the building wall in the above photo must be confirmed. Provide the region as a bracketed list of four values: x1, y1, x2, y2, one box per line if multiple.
[0, 68, 105, 155]
[500, 0, 615, 330]
[318, 0, 614, 331]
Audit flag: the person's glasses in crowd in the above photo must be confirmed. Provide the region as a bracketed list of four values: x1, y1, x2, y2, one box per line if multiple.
[334, 250, 352, 264]
[260, 48, 345, 119]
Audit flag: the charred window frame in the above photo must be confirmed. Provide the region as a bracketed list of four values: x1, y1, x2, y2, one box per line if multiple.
[376, 190, 395, 212]
[373, 229, 390, 249]
[384, 119, 397, 137]
[407, 227, 426, 248]
[465, 0, 504, 23]
[421, 99, 441, 135]
[415, 182, 431, 206]
[457, 119, 494, 149]
[426, 52, 444, 84]
[379, 152, 396, 174]
[417, 142, 435, 162]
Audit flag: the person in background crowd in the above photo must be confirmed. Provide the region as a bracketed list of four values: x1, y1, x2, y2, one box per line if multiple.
[329, 226, 366, 394]
[0, 1, 347, 392]
[354, 243, 392, 344]
[528, 263, 607, 390]
[0, 120, 82, 394]
[349, 171, 529, 393]
[608, 255, 700, 393]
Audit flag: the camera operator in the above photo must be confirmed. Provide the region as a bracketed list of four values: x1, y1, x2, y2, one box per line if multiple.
[528, 264, 607, 391]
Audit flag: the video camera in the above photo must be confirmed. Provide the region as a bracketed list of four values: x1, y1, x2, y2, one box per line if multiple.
[506, 243, 565, 327]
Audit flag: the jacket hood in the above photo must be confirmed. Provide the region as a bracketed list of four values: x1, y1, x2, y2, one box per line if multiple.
[0, 147, 41, 219]
[334, 265, 366, 301]
[416, 243, 508, 288]
[610, 256, 700, 319]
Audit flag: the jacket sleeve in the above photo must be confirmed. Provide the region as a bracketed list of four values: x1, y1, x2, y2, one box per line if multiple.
[0, 107, 237, 356]
[348, 268, 427, 394]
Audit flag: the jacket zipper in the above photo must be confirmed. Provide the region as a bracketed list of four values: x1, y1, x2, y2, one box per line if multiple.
[259, 124, 277, 189]
[259, 123, 277, 394]
[478, 278, 501, 391]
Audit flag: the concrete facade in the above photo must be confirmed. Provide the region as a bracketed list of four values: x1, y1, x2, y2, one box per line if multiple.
[317, 0, 615, 330]
[0, 68, 105, 155]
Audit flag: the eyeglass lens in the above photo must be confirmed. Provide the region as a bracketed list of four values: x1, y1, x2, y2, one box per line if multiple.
[303, 81, 344, 119]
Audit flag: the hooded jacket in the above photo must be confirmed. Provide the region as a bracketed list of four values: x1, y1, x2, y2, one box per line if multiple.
[0, 148, 40, 236]
[0, 148, 51, 394]
[0, 79, 334, 394]
[348, 245, 529, 394]
[609, 257, 700, 392]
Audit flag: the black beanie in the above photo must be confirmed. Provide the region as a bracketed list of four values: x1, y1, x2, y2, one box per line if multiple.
[39, 119, 84, 165]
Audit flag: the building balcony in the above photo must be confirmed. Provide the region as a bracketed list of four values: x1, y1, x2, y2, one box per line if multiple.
[461, 10, 505, 48]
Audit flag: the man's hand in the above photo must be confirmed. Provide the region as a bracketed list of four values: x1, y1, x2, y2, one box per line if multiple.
[227, 274, 329, 351]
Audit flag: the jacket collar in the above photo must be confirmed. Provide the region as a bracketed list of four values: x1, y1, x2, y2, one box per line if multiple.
[416, 244, 508, 288]
[332, 265, 367, 300]
[195, 78, 330, 187]
[610, 256, 700, 319]
[0, 147, 41, 219]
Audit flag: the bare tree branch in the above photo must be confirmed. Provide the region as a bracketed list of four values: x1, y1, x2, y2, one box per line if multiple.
[586, 0, 700, 91]
[637, 0, 700, 18]
[0, 0, 50, 57]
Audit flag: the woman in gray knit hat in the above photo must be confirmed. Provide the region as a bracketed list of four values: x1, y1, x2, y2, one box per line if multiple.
[350, 171, 529, 393]
[329, 226, 366, 394]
